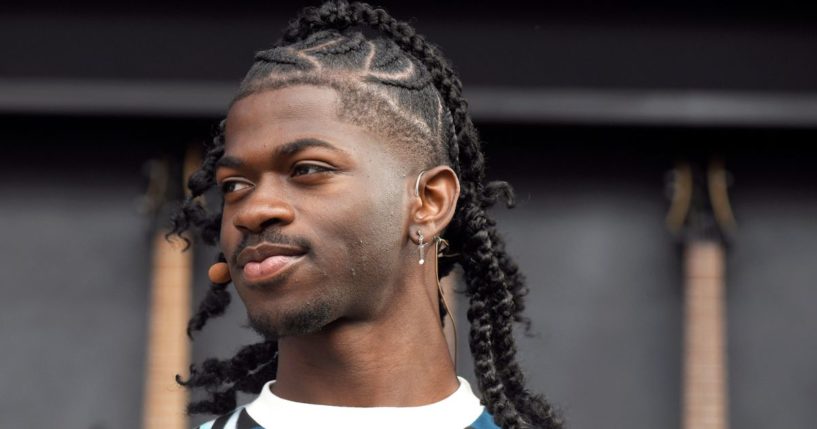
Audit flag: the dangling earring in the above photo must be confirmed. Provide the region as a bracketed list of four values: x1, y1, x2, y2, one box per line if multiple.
[208, 261, 231, 284]
[417, 229, 428, 265]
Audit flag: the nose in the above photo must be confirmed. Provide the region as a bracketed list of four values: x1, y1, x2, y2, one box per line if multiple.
[231, 184, 295, 233]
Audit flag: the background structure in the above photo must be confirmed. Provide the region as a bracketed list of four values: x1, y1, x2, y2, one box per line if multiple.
[1, 2, 816, 428]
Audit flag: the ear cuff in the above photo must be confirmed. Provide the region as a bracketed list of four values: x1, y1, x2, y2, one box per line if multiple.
[414, 169, 427, 197]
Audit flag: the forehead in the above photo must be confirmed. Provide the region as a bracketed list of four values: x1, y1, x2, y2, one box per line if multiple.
[224, 85, 404, 168]
[226, 85, 343, 141]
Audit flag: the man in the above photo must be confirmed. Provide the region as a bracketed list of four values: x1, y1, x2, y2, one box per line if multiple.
[170, 2, 562, 428]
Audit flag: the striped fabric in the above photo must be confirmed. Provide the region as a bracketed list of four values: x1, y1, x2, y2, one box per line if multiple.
[196, 408, 260, 429]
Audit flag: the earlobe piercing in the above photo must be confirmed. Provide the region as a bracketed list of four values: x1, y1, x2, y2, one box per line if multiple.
[208, 262, 232, 284]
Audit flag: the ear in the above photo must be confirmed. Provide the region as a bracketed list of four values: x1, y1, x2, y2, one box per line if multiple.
[411, 165, 460, 239]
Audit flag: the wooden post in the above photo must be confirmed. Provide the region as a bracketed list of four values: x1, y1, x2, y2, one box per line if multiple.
[142, 233, 192, 429]
[667, 159, 736, 429]
[141, 147, 201, 429]
[682, 242, 729, 429]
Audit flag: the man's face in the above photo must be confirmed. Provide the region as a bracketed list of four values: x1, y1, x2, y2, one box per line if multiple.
[218, 85, 413, 338]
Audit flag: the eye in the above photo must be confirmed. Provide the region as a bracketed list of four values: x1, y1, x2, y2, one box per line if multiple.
[219, 179, 252, 194]
[292, 162, 335, 177]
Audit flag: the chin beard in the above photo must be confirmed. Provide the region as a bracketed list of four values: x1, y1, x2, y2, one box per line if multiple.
[247, 299, 334, 340]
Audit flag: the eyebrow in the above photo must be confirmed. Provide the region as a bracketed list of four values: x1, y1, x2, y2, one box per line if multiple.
[215, 138, 345, 170]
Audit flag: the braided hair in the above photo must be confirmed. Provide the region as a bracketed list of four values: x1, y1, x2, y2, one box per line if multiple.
[170, 2, 563, 428]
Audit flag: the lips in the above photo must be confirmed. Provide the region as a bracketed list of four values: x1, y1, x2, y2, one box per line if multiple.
[237, 243, 307, 282]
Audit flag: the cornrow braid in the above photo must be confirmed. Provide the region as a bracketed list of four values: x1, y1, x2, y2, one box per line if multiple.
[277, 0, 474, 180]
[170, 2, 563, 427]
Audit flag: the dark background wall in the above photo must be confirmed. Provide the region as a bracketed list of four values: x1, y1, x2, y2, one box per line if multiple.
[1, 2, 816, 428]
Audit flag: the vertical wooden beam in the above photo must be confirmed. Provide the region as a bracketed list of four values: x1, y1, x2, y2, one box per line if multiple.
[142, 233, 192, 429]
[141, 147, 201, 429]
[668, 159, 735, 429]
[682, 242, 729, 429]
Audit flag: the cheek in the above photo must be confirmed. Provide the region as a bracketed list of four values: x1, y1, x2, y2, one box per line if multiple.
[218, 208, 238, 257]
[315, 179, 406, 280]
[358, 186, 406, 278]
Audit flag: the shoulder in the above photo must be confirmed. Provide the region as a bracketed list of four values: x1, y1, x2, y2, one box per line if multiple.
[466, 409, 501, 429]
[194, 406, 265, 429]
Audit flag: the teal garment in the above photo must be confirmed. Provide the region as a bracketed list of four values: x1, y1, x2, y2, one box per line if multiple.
[467, 409, 501, 429]
[196, 407, 500, 429]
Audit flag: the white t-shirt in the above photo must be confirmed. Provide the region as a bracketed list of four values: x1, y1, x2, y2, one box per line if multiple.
[195, 376, 499, 429]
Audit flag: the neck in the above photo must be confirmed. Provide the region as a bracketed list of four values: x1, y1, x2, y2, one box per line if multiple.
[271, 277, 458, 407]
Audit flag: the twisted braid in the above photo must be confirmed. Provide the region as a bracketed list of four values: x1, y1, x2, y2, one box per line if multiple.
[169, 2, 562, 427]
[185, 253, 230, 338]
[168, 121, 225, 250]
[177, 340, 279, 415]
[484, 225, 561, 428]
[467, 290, 524, 428]
[459, 202, 526, 428]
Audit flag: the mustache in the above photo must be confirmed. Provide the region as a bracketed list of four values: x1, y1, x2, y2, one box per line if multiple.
[230, 229, 312, 265]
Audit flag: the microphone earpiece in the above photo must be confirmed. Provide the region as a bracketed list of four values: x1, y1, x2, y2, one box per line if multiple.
[208, 262, 232, 285]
